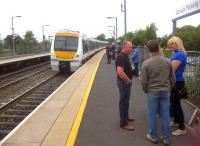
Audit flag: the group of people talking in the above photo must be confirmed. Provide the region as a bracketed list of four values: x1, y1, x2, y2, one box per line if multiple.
[115, 36, 187, 146]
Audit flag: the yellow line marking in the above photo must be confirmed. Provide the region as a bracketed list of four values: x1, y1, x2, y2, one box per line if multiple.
[65, 53, 103, 146]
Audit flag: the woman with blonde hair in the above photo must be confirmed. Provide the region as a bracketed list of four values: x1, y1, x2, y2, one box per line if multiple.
[167, 36, 187, 136]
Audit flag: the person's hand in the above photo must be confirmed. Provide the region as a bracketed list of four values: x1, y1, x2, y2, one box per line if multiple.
[127, 80, 132, 85]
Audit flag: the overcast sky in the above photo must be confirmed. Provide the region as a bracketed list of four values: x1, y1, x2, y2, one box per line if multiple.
[0, 0, 199, 41]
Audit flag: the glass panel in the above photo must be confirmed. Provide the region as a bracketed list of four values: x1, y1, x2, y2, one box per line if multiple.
[54, 36, 78, 51]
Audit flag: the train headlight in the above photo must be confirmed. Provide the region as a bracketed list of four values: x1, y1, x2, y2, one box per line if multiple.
[74, 54, 79, 60]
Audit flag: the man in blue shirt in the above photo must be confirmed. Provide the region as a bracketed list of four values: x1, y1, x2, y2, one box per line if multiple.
[132, 47, 140, 77]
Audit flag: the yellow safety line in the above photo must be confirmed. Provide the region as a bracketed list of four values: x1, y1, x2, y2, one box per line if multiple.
[65, 53, 103, 146]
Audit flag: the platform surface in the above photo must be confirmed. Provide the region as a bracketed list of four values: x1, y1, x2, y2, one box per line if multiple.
[0, 51, 193, 146]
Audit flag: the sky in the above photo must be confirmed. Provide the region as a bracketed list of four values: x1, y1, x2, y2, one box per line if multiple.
[0, 0, 199, 42]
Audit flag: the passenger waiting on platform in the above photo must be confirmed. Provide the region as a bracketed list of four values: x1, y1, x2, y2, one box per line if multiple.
[131, 46, 140, 77]
[111, 43, 116, 60]
[140, 40, 175, 146]
[115, 41, 135, 131]
[116, 42, 122, 57]
[168, 36, 188, 136]
[106, 44, 112, 64]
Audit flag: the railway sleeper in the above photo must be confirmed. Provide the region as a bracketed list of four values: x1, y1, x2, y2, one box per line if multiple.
[0, 122, 18, 130]
[12, 105, 37, 111]
[19, 101, 41, 106]
[0, 115, 25, 123]
[3, 109, 31, 116]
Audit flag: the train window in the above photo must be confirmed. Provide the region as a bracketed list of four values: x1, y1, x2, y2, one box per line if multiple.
[54, 37, 65, 51]
[82, 39, 88, 54]
[54, 36, 78, 51]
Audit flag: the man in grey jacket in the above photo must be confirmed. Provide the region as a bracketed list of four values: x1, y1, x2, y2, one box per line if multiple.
[140, 40, 175, 146]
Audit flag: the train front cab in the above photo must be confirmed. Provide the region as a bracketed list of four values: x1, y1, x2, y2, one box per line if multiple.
[50, 32, 81, 73]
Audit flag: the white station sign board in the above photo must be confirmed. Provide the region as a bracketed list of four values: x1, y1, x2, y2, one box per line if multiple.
[176, 0, 200, 16]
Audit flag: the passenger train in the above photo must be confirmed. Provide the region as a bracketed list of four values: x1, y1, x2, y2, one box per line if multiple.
[50, 29, 107, 72]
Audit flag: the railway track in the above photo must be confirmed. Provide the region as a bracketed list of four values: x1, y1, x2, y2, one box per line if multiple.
[0, 62, 50, 88]
[0, 72, 68, 140]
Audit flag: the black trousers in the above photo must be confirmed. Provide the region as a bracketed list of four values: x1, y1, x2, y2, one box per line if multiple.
[134, 63, 139, 77]
[106, 54, 111, 64]
[170, 81, 185, 130]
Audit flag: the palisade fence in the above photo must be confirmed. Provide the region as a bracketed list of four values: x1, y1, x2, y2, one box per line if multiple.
[139, 47, 200, 108]
[0, 44, 50, 60]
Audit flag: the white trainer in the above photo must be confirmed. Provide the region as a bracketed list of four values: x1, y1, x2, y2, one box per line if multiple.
[172, 129, 186, 136]
[170, 121, 179, 127]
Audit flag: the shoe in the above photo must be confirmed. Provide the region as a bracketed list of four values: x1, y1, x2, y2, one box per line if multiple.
[145, 133, 159, 144]
[162, 140, 170, 146]
[170, 121, 178, 127]
[172, 129, 186, 136]
[163, 142, 170, 146]
[128, 117, 135, 121]
[120, 124, 135, 131]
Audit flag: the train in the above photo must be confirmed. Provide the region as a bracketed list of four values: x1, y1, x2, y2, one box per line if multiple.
[50, 29, 107, 72]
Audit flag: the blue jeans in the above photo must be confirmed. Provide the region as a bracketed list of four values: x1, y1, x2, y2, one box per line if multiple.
[147, 91, 170, 141]
[117, 79, 131, 126]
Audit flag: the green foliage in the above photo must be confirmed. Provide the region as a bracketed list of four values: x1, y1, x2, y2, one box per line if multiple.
[145, 23, 157, 40]
[132, 29, 147, 46]
[158, 35, 169, 49]
[115, 23, 199, 52]
[186, 64, 200, 103]
[117, 23, 158, 46]
[2, 31, 43, 55]
[176, 25, 200, 51]
[163, 49, 172, 58]
[96, 33, 106, 41]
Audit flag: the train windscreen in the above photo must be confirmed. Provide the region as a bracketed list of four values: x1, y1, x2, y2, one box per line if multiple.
[54, 36, 78, 51]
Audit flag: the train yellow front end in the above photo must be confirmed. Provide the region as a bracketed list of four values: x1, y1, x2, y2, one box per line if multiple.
[50, 30, 82, 72]
[51, 29, 107, 73]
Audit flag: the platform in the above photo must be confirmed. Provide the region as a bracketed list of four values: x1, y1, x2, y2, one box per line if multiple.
[0, 50, 192, 146]
[0, 53, 49, 65]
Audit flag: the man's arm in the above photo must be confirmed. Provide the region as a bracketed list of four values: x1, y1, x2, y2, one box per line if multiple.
[117, 66, 132, 85]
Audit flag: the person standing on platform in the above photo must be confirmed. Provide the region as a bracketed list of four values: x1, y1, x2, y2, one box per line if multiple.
[131, 46, 140, 77]
[111, 42, 116, 60]
[167, 36, 187, 136]
[116, 42, 122, 57]
[115, 41, 135, 131]
[106, 44, 112, 64]
[140, 40, 175, 146]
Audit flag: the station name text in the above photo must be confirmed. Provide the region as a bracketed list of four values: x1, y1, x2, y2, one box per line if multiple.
[176, 1, 200, 15]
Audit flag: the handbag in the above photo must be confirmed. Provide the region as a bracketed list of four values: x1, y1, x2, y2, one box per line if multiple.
[178, 86, 188, 99]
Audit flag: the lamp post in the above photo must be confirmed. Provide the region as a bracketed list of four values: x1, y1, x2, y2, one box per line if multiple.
[108, 25, 115, 39]
[107, 17, 118, 39]
[11, 16, 22, 55]
[42, 24, 50, 42]
[121, 0, 127, 41]
[108, 30, 115, 38]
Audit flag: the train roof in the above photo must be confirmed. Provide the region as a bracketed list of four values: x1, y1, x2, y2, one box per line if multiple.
[55, 29, 108, 43]
[55, 29, 80, 37]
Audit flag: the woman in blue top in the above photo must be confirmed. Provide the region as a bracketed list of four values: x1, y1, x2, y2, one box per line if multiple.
[168, 36, 187, 136]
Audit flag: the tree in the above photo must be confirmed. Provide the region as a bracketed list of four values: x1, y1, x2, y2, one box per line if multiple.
[96, 34, 106, 41]
[146, 23, 157, 41]
[176, 25, 200, 51]
[158, 35, 169, 49]
[133, 29, 147, 46]
[22, 31, 38, 53]
[4, 35, 13, 49]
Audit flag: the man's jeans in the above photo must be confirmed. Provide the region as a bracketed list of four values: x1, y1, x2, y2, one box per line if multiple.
[117, 79, 131, 126]
[147, 91, 170, 141]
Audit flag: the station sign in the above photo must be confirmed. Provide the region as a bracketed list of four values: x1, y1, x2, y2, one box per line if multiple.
[176, 0, 200, 16]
